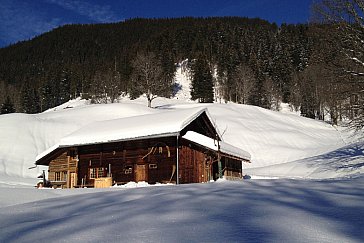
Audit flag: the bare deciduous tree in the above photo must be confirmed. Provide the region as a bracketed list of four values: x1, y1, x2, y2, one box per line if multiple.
[312, 0, 364, 131]
[263, 76, 282, 111]
[131, 52, 170, 108]
[232, 64, 255, 104]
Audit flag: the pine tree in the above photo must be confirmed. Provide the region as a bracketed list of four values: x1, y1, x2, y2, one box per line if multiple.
[190, 57, 214, 103]
[58, 71, 70, 105]
[21, 81, 41, 114]
[0, 96, 15, 114]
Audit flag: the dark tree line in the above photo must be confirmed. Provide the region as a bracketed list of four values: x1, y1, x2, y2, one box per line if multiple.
[0, 16, 362, 132]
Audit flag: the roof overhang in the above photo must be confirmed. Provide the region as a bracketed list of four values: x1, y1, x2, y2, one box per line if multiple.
[35, 107, 224, 166]
[182, 131, 251, 162]
[35, 132, 180, 165]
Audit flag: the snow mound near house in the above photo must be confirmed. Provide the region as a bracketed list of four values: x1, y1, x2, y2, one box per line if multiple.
[245, 140, 364, 179]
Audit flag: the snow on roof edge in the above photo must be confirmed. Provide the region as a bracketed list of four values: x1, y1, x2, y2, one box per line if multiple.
[35, 132, 181, 163]
[202, 108, 222, 140]
[60, 132, 180, 148]
[179, 107, 222, 140]
[182, 131, 251, 161]
[35, 143, 60, 162]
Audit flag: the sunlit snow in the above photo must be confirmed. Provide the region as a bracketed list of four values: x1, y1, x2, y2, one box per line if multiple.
[0, 64, 363, 242]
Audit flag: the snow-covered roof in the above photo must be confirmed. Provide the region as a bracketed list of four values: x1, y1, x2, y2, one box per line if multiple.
[36, 107, 217, 162]
[182, 131, 251, 161]
[61, 107, 212, 145]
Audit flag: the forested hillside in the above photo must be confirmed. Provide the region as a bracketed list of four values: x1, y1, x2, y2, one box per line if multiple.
[0, 16, 362, 128]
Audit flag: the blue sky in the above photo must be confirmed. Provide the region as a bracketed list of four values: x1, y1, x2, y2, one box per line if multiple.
[0, 0, 313, 48]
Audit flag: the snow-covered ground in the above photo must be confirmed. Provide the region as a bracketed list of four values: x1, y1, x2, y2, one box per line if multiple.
[2, 63, 361, 186]
[0, 178, 363, 242]
[1, 96, 358, 186]
[0, 64, 363, 242]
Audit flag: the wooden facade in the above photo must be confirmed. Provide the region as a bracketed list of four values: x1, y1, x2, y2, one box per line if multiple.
[47, 151, 78, 188]
[41, 136, 245, 188]
[36, 110, 250, 188]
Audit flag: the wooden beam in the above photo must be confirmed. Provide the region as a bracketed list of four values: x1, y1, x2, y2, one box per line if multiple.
[67, 155, 70, 188]
[176, 134, 179, 185]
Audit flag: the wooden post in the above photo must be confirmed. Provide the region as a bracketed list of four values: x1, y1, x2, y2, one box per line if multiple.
[217, 137, 222, 179]
[176, 134, 179, 185]
[67, 155, 70, 188]
[108, 163, 111, 177]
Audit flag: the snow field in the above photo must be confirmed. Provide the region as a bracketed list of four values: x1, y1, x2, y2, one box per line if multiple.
[1, 61, 360, 185]
[0, 64, 363, 242]
[0, 179, 363, 242]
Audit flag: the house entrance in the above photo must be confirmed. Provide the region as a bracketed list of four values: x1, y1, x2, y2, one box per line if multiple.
[70, 172, 77, 188]
[135, 164, 147, 182]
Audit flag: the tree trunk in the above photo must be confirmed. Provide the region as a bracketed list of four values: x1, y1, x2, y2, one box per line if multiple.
[147, 97, 152, 108]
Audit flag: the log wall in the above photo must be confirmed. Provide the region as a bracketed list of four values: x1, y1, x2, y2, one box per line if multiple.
[47, 136, 243, 188]
[76, 137, 178, 186]
[179, 145, 208, 183]
[48, 152, 78, 188]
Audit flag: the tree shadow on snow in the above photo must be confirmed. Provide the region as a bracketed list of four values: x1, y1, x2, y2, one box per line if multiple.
[0, 179, 363, 242]
[301, 141, 364, 175]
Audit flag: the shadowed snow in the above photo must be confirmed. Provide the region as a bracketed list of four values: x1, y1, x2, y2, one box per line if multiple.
[0, 179, 363, 242]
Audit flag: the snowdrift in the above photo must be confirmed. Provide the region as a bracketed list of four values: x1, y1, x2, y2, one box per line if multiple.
[245, 140, 364, 179]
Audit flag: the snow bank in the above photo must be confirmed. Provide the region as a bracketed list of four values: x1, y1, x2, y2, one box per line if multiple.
[245, 140, 364, 179]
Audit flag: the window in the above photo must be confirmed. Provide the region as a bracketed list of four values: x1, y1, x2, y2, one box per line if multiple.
[124, 166, 133, 174]
[97, 168, 104, 178]
[149, 164, 158, 169]
[89, 168, 105, 179]
[55, 172, 61, 181]
[63, 171, 68, 181]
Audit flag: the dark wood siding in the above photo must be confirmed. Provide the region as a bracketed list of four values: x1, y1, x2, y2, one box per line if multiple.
[76, 137, 178, 186]
[179, 145, 208, 183]
[181, 112, 219, 139]
[46, 135, 245, 188]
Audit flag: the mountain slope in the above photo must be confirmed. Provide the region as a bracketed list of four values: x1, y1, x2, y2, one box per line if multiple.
[1, 93, 356, 187]
[245, 141, 364, 179]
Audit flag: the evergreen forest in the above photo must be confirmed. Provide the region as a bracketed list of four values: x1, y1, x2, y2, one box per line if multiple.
[0, 16, 362, 130]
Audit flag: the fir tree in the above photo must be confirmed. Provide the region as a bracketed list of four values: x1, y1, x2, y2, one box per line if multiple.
[0, 96, 15, 114]
[21, 81, 40, 114]
[190, 57, 214, 103]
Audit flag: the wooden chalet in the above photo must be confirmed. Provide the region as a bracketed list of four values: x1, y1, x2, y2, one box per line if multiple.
[35, 108, 251, 188]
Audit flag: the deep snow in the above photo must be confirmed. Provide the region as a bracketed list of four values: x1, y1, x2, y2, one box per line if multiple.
[2, 62, 364, 186]
[0, 64, 363, 242]
[0, 64, 363, 186]
[0, 97, 354, 186]
[0, 179, 363, 242]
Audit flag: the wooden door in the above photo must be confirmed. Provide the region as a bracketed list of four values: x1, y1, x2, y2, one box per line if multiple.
[135, 164, 147, 182]
[70, 172, 77, 188]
